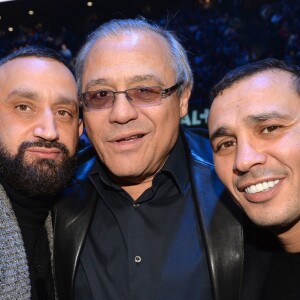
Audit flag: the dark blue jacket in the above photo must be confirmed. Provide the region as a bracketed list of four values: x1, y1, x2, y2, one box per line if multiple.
[53, 127, 244, 300]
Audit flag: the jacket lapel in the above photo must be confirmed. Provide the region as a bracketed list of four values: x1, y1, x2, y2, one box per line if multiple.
[182, 128, 244, 300]
[53, 152, 99, 300]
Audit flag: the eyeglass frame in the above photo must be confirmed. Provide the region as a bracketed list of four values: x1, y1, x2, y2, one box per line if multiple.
[80, 81, 184, 110]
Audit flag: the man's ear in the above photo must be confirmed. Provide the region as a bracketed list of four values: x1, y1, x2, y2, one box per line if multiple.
[179, 85, 192, 118]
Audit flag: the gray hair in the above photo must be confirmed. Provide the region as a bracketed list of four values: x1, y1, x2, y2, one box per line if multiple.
[75, 17, 193, 94]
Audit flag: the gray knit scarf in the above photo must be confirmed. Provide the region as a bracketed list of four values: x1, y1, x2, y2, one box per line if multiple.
[0, 183, 31, 299]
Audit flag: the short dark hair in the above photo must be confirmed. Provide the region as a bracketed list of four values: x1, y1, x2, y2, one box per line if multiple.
[210, 58, 300, 102]
[0, 45, 75, 75]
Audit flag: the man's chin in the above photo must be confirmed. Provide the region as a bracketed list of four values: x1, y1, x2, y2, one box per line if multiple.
[24, 155, 63, 165]
[14, 163, 75, 198]
[0, 156, 76, 198]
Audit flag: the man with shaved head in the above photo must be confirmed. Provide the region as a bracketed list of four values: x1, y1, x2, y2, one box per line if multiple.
[0, 46, 82, 299]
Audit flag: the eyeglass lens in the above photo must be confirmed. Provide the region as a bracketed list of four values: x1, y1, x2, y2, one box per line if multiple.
[82, 82, 181, 110]
[83, 86, 163, 109]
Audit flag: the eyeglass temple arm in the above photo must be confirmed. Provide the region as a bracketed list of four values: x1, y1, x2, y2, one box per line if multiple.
[162, 81, 184, 97]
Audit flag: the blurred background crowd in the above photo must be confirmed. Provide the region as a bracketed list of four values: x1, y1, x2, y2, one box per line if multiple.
[0, 0, 299, 127]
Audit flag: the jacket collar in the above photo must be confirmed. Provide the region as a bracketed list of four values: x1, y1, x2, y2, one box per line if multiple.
[181, 126, 244, 300]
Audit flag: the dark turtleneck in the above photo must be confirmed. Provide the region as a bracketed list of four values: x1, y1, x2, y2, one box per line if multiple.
[0, 179, 54, 300]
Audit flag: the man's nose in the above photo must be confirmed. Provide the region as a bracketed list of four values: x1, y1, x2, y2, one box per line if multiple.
[233, 142, 267, 173]
[109, 93, 138, 124]
[33, 110, 59, 141]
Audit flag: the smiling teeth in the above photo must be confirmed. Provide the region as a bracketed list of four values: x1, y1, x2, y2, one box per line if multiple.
[124, 136, 135, 141]
[121, 135, 142, 141]
[245, 179, 280, 194]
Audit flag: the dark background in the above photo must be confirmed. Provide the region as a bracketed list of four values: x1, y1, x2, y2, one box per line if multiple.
[1, 0, 299, 127]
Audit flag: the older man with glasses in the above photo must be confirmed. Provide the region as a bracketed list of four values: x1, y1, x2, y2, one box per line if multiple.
[53, 18, 244, 300]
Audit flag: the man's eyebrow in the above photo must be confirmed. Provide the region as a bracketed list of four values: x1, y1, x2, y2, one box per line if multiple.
[6, 89, 38, 101]
[127, 75, 164, 85]
[6, 89, 78, 107]
[210, 112, 292, 142]
[243, 112, 292, 124]
[85, 79, 107, 91]
[210, 127, 232, 142]
[55, 96, 79, 107]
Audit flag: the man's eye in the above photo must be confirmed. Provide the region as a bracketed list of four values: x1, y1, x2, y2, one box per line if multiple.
[137, 87, 159, 94]
[94, 91, 111, 98]
[57, 110, 74, 120]
[216, 140, 236, 151]
[58, 110, 71, 116]
[261, 125, 280, 133]
[16, 104, 30, 111]
[137, 87, 152, 93]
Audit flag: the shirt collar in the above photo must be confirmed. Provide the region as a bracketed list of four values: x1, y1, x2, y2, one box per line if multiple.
[156, 134, 189, 195]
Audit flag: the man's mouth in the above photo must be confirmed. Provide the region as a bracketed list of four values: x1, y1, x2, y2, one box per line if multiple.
[26, 147, 62, 159]
[117, 134, 144, 142]
[245, 179, 280, 194]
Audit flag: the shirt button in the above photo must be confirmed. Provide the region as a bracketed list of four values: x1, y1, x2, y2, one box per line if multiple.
[135, 256, 142, 263]
[133, 203, 140, 208]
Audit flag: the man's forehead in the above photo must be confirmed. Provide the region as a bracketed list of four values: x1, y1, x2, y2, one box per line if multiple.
[211, 73, 297, 115]
[85, 74, 164, 90]
[83, 33, 175, 89]
[89, 30, 168, 53]
[211, 102, 292, 124]
[215, 69, 295, 97]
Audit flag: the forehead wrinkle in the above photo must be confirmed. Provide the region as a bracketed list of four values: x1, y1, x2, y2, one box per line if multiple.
[243, 112, 292, 125]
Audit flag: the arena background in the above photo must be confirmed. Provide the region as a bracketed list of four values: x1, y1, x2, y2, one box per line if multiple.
[0, 0, 299, 129]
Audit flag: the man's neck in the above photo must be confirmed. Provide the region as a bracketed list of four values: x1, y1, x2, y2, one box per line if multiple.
[121, 178, 153, 201]
[277, 220, 300, 253]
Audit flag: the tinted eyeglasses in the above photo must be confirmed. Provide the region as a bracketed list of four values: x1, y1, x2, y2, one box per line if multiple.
[80, 82, 183, 110]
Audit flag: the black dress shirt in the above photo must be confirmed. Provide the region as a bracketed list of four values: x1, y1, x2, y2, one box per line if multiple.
[262, 250, 300, 299]
[75, 136, 213, 300]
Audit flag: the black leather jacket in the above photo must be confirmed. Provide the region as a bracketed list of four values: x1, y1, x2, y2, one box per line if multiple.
[53, 127, 244, 300]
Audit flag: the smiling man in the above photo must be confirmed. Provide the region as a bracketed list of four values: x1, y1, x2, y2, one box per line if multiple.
[209, 58, 300, 299]
[54, 18, 244, 300]
[0, 46, 82, 300]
